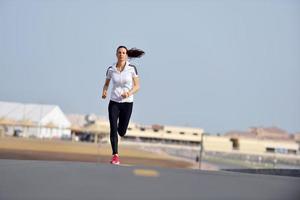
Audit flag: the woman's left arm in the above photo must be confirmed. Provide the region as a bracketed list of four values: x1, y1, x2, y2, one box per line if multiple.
[122, 77, 140, 98]
[129, 77, 140, 96]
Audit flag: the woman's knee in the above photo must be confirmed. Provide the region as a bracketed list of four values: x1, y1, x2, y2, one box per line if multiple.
[118, 128, 127, 137]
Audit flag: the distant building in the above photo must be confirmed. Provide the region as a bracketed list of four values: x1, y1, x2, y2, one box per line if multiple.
[249, 127, 293, 140]
[225, 126, 293, 141]
[123, 124, 299, 156]
[123, 123, 204, 146]
[66, 112, 300, 157]
[67, 114, 110, 143]
[0, 101, 71, 139]
[294, 133, 300, 149]
[221, 126, 299, 155]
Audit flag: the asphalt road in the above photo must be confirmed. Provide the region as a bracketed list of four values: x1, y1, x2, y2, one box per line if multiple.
[0, 159, 299, 200]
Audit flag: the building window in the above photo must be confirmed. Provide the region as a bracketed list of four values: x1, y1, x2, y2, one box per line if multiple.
[166, 130, 172, 134]
[179, 132, 185, 135]
[230, 138, 239, 150]
[287, 149, 297, 155]
[193, 133, 198, 136]
[266, 147, 275, 153]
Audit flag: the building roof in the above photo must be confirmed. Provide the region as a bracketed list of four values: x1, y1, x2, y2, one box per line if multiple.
[249, 126, 288, 135]
[225, 126, 294, 141]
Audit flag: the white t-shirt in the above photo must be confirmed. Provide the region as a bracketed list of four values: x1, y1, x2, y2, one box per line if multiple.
[106, 61, 138, 103]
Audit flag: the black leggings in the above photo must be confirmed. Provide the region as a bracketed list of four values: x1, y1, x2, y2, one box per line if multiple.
[108, 100, 133, 155]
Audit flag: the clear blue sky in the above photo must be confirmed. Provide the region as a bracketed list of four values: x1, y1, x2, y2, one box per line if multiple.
[1, 0, 299, 134]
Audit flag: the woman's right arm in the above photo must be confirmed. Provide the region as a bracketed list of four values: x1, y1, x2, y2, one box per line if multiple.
[102, 79, 110, 99]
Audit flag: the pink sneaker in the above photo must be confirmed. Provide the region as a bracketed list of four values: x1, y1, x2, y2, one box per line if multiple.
[110, 154, 120, 165]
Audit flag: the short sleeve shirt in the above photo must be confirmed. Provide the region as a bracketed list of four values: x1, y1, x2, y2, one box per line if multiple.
[106, 61, 138, 103]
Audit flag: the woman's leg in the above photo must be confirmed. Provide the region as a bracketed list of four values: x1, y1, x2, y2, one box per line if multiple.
[118, 102, 133, 137]
[108, 101, 120, 155]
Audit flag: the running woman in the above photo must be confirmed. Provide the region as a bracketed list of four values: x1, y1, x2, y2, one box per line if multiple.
[101, 46, 145, 165]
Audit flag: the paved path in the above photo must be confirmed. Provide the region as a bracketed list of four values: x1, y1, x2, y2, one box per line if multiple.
[0, 159, 299, 200]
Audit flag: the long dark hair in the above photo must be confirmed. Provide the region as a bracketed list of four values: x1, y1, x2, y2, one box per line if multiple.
[117, 46, 145, 58]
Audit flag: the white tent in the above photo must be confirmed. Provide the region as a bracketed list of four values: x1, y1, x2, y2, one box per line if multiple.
[0, 101, 71, 139]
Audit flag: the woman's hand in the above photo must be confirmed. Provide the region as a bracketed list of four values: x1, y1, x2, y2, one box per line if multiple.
[102, 79, 110, 99]
[102, 90, 107, 99]
[121, 92, 130, 98]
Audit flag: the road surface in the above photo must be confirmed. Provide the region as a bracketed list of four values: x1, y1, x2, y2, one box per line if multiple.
[0, 159, 299, 200]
